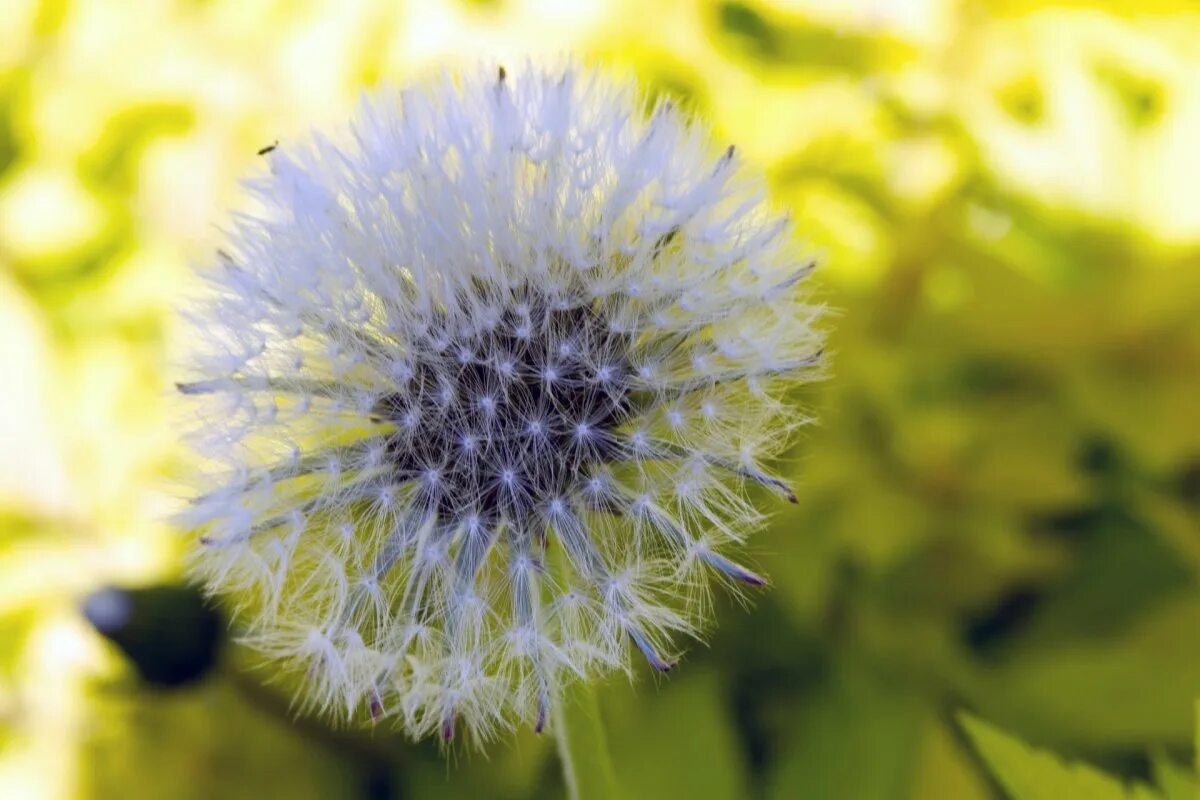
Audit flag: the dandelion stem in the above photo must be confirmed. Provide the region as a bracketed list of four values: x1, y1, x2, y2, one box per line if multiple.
[551, 679, 620, 800]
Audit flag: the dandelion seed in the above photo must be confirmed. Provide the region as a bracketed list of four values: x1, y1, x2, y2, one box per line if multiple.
[177, 62, 823, 744]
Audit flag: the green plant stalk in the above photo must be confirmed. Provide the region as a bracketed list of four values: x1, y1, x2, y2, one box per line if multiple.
[552, 678, 620, 800]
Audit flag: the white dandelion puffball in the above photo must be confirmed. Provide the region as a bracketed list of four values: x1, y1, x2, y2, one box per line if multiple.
[177, 63, 823, 744]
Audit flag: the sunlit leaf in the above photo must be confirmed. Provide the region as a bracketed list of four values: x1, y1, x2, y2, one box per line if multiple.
[960, 713, 1162, 800]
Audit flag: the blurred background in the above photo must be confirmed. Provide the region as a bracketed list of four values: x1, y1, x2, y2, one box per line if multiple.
[2, 0, 1198, 798]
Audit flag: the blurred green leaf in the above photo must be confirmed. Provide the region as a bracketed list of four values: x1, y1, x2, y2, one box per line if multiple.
[553, 679, 621, 800]
[712, 1, 908, 74]
[1149, 750, 1197, 800]
[0, 75, 24, 177]
[78, 103, 193, 193]
[1001, 519, 1192, 652]
[604, 668, 748, 800]
[911, 715, 993, 800]
[765, 658, 925, 800]
[978, 597, 1200, 749]
[82, 678, 367, 800]
[1093, 60, 1166, 128]
[960, 712, 1162, 800]
[402, 727, 553, 800]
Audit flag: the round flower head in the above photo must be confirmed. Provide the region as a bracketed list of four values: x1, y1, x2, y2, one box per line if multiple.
[178, 63, 823, 744]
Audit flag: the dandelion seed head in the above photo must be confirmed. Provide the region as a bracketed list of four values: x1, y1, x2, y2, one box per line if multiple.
[177, 62, 823, 744]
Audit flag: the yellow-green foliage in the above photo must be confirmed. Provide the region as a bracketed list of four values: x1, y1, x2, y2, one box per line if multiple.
[959, 712, 1195, 800]
[1, 1, 1198, 798]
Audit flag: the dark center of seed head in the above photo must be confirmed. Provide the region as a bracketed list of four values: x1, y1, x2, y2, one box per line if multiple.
[379, 299, 633, 523]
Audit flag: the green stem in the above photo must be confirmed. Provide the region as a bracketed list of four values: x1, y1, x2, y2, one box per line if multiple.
[551, 679, 620, 800]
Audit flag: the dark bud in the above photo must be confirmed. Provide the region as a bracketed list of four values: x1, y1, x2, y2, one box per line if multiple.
[83, 584, 223, 687]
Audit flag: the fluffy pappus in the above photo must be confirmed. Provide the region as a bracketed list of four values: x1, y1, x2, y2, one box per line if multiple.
[175, 62, 824, 745]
